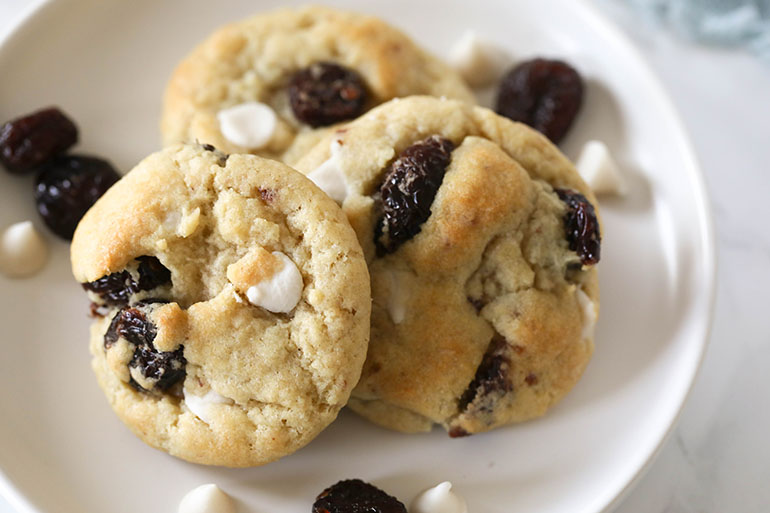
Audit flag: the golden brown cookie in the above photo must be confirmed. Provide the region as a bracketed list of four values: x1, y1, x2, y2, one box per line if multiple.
[71, 143, 370, 466]
[294, 96, 601, 436]
[160, 6, 475, 164]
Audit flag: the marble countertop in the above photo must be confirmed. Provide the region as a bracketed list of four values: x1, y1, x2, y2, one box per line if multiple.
[1, 0, 768, 511]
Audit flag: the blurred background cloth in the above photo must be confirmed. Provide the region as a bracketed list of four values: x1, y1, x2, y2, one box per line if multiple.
[625, 0, 770, 62]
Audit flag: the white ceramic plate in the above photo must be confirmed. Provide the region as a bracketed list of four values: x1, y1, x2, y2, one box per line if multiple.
[0, 0, 715, 512]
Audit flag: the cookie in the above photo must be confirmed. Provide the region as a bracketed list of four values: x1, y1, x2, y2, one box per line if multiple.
[294, 96, 601, 436]
[70, 143, 370, 466]
[160, 6, 475, 164]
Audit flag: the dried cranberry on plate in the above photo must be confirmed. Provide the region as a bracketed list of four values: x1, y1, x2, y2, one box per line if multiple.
[496, 58, 583, 144]
[0, 107, 78, 174]
[313, 479, 407, 513]
[34, 154, 120, 240]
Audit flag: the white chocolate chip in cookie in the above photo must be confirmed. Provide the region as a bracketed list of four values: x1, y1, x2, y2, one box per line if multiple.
[306, 139, 348, 203]
[177, 207, 201, 238]
[246, 252, 303, 313]
[217, 101, 278, 149]
[184, 388, 233, 425]
[575, 140, 627, 196]
[575, 287, 597, 340]
[385, 269, 414, 325]
[227, 248, 304, 313]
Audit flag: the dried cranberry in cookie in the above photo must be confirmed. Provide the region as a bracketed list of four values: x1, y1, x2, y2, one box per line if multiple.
[454, 336, 513, 418]
[295, 96, 600, 436]
[376, 136, 454, 254]
[555, 188, 601, 266]
[103, 301, 186, 393]
[496, 58, 584, 144]
[83, 256, 172, 306]
[289, 62, 368, 127]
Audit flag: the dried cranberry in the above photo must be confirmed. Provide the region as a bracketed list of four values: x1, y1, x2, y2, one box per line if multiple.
[136, 256, 172, 291]
[456, 335, 512, 415]
[130, 344, 186, 392]
[35, 155, 119, 239]
[0, 107, 78, 174]
[447, 426, 470, 438]
[104, 302, 186, 392]
[288, 62, 368, 127]
[555, 188, 601, 266]
[313, 479, 407, 513]
[83, 269, 135, 306]
[104, 306, 157, 348]
[496, 58, 584, 144]
[376, 136, 454, 254]
[83, 256, 171, 306]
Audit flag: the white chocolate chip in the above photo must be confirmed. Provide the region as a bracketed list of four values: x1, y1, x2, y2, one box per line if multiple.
[184, 388, 233, 425]
[575, 140, 628, 196]
[0, 221, 48, 278]
[178, 484, 236, 513]
[575, 287, 597, 340]
[306, 139, 348, 203]
[217, 101, 278, 149]
[385, 269, 413, 325]
[449, 30, 509, 88]
[246, 252, 303, 313]
[177, 207, 201, 238]
[411, 481, 468, 513]
[162, 211, 181, 232]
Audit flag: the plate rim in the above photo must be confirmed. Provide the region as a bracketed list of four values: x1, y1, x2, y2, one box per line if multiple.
[0, 1, 717, 512]
[570, 1, 717, 511]
[0, 1, 56, 510]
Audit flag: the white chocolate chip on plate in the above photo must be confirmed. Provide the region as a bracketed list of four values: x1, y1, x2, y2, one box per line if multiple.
[411, 481, 468, 513]
[177, 483, 236, 513]
[0, 221, 49, 278]
[575, 140, 628, 196]
[449, 30, 509, 88]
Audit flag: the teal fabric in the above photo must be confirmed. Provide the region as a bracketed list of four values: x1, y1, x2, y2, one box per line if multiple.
[625, 0, 770, 62]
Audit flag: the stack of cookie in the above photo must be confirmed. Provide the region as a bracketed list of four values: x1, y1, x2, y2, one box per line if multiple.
[70, 6, 601, 467]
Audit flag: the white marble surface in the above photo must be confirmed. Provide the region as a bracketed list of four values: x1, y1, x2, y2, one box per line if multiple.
[0, 0, 768, 511]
